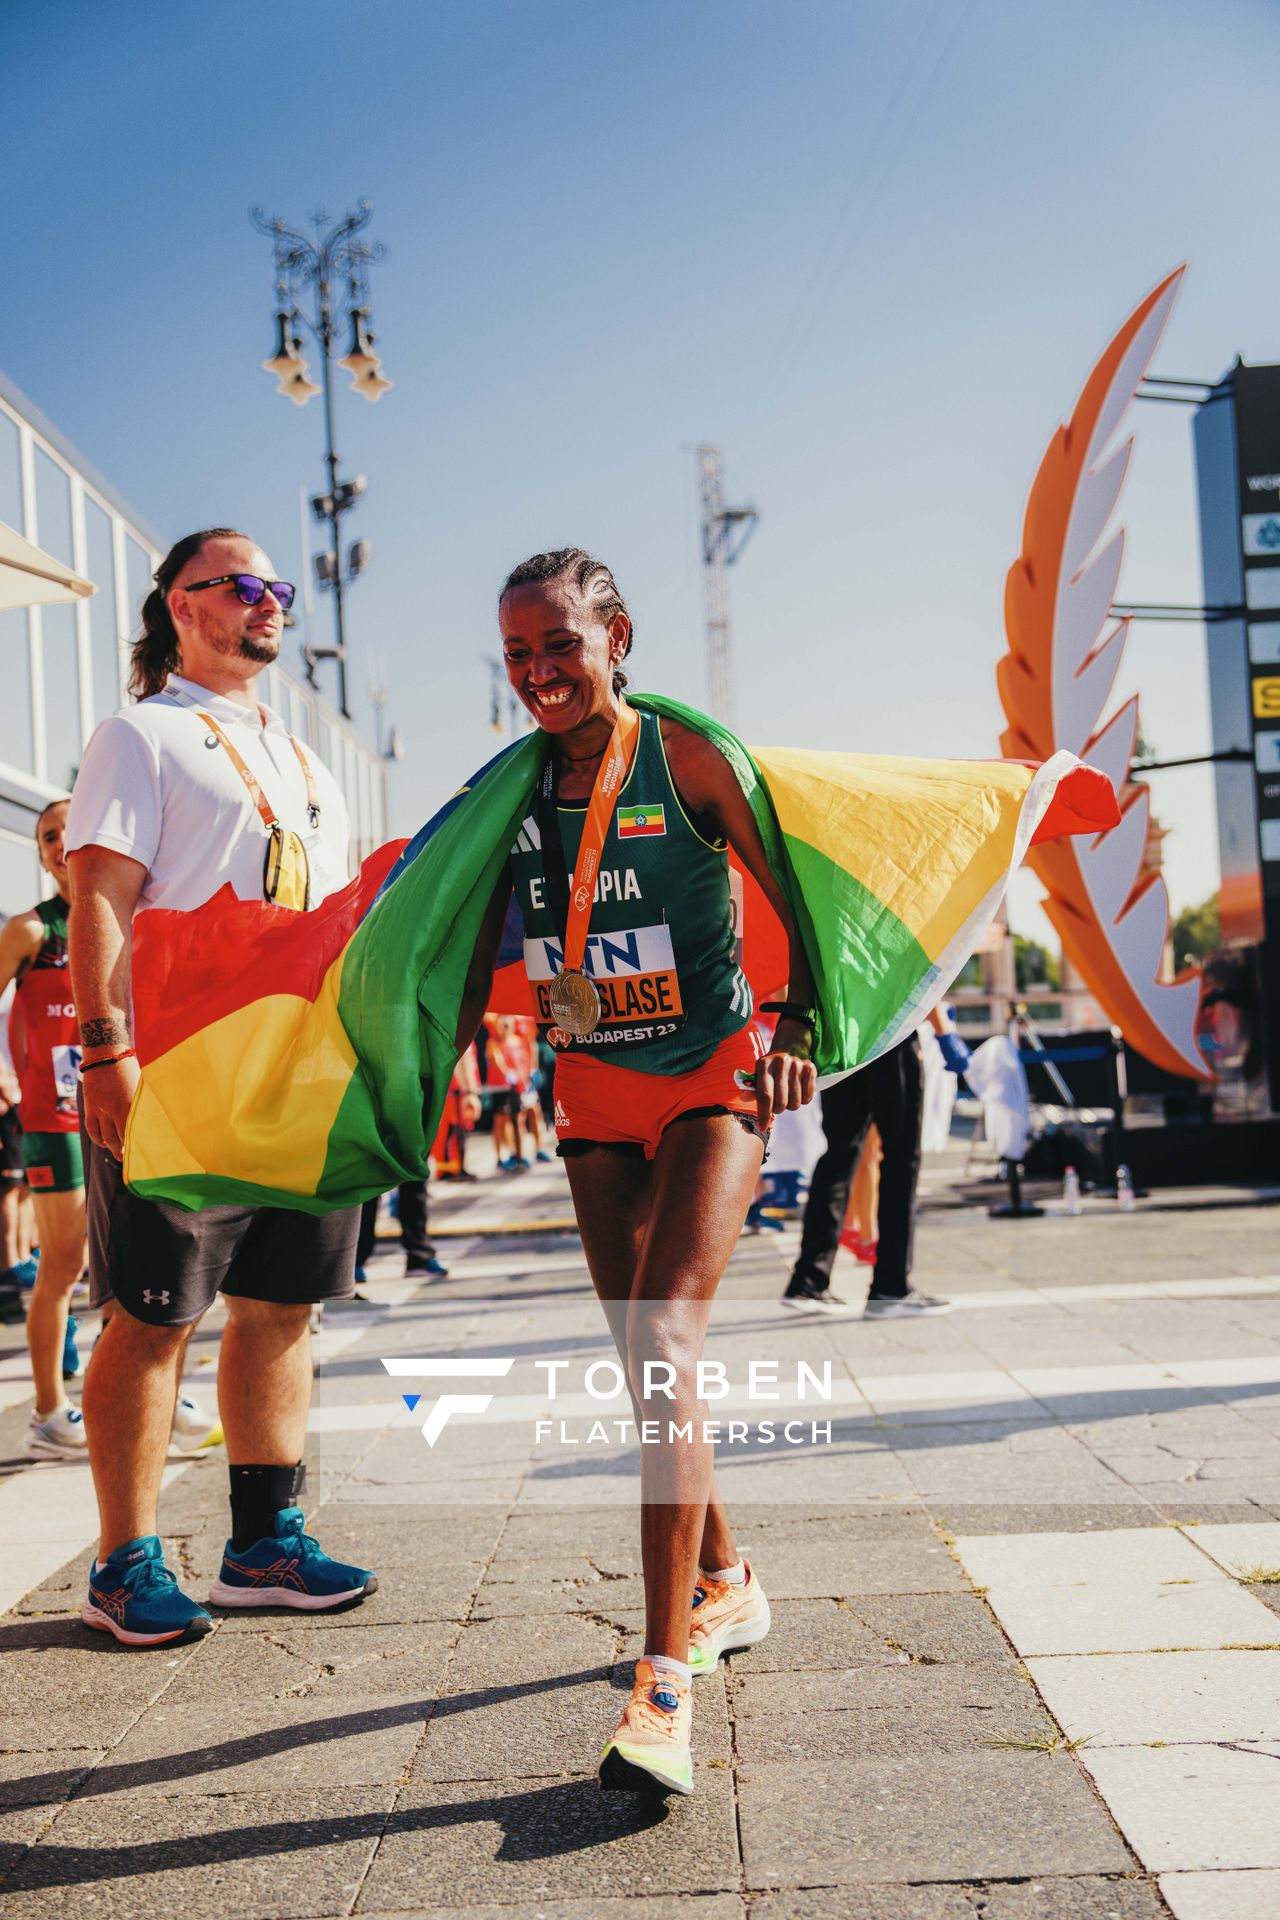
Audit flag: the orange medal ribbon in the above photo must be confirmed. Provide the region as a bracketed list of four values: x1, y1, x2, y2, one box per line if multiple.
[544, 701, 640, 1035]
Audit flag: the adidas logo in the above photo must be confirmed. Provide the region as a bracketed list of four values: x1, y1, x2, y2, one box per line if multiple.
[554, 1100, 569, 1128]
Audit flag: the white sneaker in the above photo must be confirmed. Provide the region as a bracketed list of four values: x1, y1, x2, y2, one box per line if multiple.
[25, 1403, 89, 1461]
[781, 1282, 856, 1316]
[861, 1289, 952, 1318]
[168, 1390, 224, 1457]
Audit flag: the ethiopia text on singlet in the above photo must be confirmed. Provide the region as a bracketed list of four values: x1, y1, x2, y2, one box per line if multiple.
[508, 710, 752, 1075]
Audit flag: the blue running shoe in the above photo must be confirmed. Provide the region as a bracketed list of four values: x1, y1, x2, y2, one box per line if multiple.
[62, 1314, 82, 1380]
[744, 1201, 786, 1234]
[406, 1255, 449, 1279]
[2, 1258, 38, 1293]
[81, 1536, 213, 1646]
[210, 1507, 377, 1612]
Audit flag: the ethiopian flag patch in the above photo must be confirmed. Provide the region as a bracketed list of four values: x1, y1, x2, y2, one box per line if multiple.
[617, 804, 666, 839]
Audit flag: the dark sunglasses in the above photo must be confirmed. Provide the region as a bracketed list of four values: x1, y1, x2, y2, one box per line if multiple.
[185, 574, 296, 612]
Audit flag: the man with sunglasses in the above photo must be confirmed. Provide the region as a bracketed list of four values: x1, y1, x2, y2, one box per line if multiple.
[65, 528, 376, 1647]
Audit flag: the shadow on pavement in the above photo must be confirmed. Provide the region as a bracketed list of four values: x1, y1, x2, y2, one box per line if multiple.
[5, 1780, 669, 1890]
[10, 1668, 613, 1807]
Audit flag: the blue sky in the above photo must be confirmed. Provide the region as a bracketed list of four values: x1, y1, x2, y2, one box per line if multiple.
[4, 0, 1277, 939]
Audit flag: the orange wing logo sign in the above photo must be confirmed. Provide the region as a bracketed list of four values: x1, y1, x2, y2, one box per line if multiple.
[998, 266, 1210, 1082]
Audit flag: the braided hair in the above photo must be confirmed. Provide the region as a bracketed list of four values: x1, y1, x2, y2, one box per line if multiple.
[499, 549, 633, 692]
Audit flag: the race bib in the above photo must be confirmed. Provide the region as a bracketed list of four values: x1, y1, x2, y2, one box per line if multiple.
[52, 1043, 82, 1114]
[523, 923, 684, 1044]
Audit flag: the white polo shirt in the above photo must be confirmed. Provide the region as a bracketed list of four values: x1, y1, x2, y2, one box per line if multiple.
[66, 672, 351, 913]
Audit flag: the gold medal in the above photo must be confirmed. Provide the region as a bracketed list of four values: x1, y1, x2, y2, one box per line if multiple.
[548, 967, 602, 1036]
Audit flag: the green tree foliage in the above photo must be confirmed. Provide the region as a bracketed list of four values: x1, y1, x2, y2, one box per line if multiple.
[1014, 934, 1061, 989]
[1171, 892, 1219, 973]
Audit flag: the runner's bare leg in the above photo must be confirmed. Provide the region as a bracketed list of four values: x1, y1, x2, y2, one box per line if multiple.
[26, 1189, 86, 1417]
[83, 1314, 191, 1557]
[569, 1147, 741, 1577]
[217, 1297, 313, 1465]
[567, 1115, 762, 1657]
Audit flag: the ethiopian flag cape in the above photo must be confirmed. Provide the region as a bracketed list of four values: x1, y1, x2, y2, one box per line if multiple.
[122, 693, 1116, 1214]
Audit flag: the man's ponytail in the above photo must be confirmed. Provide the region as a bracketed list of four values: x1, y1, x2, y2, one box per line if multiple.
[127, 527, 247, 701]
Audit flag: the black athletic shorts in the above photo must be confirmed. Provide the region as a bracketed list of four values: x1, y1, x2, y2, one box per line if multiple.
[83, 1124, 360, 1327]
[0, 1107, 25, 1185]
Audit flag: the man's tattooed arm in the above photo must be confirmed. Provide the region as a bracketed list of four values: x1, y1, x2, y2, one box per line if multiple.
[67, 848, 146, 1070]
[79, 1015, 132, 1050]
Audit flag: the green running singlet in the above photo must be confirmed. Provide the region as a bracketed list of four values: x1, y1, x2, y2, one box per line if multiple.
[508, 708, 753, 1076]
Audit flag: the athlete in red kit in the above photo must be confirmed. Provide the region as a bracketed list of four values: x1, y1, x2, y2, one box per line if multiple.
[0, 801, 89, 1458]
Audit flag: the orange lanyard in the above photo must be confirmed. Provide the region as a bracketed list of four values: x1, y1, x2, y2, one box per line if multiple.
[551, 702, 639, 973]
[198, 711, 321, 831]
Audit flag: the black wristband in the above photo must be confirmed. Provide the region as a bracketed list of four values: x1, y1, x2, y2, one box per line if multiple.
[81, 1049, 136, 1074]
[760, 1000, 818, 1036]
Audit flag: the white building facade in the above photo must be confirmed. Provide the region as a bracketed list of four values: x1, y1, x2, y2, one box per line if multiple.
[0, 368, 386, 913]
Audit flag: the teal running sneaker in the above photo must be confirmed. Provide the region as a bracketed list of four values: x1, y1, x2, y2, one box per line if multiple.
[210, 1507, 377, 1612]
[62, 1314, 82, 1380]
[82, 1537, 213, 1646]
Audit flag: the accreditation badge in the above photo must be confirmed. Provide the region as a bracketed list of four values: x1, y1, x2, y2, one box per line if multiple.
[263, 824, 312, 911]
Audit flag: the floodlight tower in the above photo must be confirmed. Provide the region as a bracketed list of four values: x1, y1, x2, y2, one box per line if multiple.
[697, 447, 758, 724]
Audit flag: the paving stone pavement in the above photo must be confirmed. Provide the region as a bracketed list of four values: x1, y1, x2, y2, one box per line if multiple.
[2, 1159, 1279, 1917]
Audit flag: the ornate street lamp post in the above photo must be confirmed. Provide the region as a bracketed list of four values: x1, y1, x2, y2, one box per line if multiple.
[250, 201, 392, 718]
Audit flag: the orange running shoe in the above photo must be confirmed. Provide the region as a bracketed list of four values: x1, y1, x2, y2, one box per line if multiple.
[599, 1659, 694, 1796]
[688, 1562, 772, 1676]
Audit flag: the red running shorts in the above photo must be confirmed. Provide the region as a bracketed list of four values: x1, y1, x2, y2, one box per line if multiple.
[553, 1025, 768, 1161]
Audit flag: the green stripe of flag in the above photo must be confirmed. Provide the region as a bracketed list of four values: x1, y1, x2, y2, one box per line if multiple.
[779, 833, 931, 1067]
[320, 732, 544, 1208]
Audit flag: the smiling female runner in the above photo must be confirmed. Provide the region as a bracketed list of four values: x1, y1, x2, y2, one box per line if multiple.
[458, 550, 818, 1797]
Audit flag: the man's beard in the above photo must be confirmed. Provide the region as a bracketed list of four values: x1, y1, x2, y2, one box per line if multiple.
[236, 632, 280, 665]
[210, 627, 280, 667]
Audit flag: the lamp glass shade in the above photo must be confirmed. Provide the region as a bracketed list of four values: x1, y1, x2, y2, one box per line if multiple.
[353, 367, 395, 402]
[286, 369, 322, 406]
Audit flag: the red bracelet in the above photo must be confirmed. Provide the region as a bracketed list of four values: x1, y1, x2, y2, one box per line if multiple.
[80, 1050, 136, 1074]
